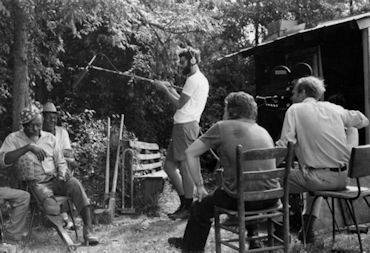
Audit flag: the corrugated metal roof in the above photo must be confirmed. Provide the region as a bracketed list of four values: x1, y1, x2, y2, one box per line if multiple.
[218, 12, 370, 60]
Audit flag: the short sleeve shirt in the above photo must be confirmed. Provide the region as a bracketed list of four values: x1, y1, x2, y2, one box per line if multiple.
[173, 70, 209, 124]
[55, 126, 72, 151]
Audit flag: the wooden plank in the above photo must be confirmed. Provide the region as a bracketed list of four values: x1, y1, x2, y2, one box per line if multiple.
[241, 146, 287, 160]
[136, 153, 161, 161]
[242, 188, 284, 201]
[242, 168, 285, 180]
[135, 170, 168, 179]
[129, 140, 159, 150]
[134, 161, 162, 171]
[47, 215, 77, 250]
[362, 27, 370, 144]
[357, 18, 370, 30]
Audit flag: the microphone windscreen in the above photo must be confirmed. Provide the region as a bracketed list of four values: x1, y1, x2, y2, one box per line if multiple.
[72, 68, 89, 90]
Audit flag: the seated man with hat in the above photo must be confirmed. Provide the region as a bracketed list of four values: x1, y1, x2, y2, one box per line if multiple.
[42, 102, 77, 172]
[42, 101, 76, 230]
[0, 102, 99, 246]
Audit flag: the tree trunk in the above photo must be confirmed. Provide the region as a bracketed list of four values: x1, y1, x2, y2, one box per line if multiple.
[254, 21, 259, 46]
[12, 0, 29, 131]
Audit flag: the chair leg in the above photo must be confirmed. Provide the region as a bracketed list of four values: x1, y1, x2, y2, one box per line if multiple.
[0, 208, 5, 242]
[304, 195, 320, 246]
[323, 197, 340, 234]
[338, 199, 350, 233]
[239, 215, 246, 252]
[267, 218, 274, 253]
[27, 206, 36, 243]
[348, 200, 363, 253]
[299, 193, 306, 246]
[363, 196, 370, 209]
[331, 198, 335, 241]
[214, 209, 221, 253]
[67, 200, 78, 240]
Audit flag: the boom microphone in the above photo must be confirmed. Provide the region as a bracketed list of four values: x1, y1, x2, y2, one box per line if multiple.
[72, 55, 97, 90]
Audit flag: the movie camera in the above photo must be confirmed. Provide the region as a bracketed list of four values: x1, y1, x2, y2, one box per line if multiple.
[256, 62, 313, 110]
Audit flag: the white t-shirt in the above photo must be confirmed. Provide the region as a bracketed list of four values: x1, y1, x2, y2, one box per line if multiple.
[173, 70, 209, 124]
[55, 126, 72, 151]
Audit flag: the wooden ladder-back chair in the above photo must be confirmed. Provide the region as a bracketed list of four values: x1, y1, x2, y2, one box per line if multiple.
[27, 184, 78, 251]
[308, 144, 370, 253]
[214, 142, 294, 253]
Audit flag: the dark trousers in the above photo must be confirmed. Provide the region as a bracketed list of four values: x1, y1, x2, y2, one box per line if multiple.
[30, 176, 89, 213]
[182, 188, 277, 251]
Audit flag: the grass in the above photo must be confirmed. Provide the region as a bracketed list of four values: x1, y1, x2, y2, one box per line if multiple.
[1, 182, 369, 252]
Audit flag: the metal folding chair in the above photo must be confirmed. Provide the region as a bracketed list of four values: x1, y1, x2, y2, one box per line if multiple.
[308, 144, 370, 253]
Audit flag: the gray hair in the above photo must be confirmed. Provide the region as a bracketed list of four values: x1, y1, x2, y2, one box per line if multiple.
[295, 76, 326, 100]
[224, 91, 257, 120]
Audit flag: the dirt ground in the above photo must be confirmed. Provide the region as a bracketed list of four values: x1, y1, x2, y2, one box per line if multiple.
[1, 181, 370, 253]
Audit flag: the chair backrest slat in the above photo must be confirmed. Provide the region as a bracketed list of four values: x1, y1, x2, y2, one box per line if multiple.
[236, 142, 294, 203]
[242, 168, 285, 181]
[242, 188, 284, 202]
[348, 144, 370, 178]
[242, 147, 288, 161]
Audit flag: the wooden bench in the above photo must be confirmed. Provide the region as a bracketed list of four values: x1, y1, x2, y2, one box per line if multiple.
[120, 140, 167, 214]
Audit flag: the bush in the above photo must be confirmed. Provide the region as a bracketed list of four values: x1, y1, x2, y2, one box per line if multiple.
[59, 109, 137, 209]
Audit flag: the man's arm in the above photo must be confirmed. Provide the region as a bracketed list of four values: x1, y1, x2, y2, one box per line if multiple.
[185, 139, 209, 201]
[3, 144, 47, 165]
[342, 109, 369, 129]
[153, 80, 190, 109]
[276, 108, 297, 148]
[53, 147, 69, 181]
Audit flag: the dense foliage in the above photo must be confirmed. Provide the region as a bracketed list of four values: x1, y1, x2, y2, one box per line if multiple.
[0, 0, 369, 210]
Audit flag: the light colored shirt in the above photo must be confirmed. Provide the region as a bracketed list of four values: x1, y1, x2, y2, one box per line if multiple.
[0, 130, 68, 180]
[200, 119, 278, 193]
[276, 97, 369, 168]
[173, 70, 209, 124]
[55, 126, 72, 151]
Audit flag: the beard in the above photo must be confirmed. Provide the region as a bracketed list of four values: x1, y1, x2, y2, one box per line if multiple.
[181, 62, 191, 75]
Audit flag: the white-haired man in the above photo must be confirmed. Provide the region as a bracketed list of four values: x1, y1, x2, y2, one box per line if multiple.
[276, 76, 369, 243]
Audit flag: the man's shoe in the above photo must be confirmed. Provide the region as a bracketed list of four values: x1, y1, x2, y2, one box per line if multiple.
[273, 224, 292, 243]
[83, 226, 99, 246]
[168, 238, 204, 253]
[168, 207, 190, 220]
[221, 215, 238, 226]
[298, 214, 317, 244]
[168, 237, 183, 249]
[297, 228, 315, 243]
[249, 239, 262, 249]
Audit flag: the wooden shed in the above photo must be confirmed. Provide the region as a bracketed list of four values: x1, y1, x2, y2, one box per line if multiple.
[224, 12, 370, 145]
[222, 12, 370, 231]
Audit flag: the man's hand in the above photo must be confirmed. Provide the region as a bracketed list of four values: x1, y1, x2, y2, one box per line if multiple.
[153, 80, 171, 92]
[195, 185, 208, 202]
[28, 144, 47, 162]
[57, 169, 71, 182]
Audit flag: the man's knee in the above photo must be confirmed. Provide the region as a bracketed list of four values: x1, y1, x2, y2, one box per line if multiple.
[66, 177, 84, 191]
[23, 191, 30, 203]
[43, 197, 60, 215]
[163, 160, 178, 173]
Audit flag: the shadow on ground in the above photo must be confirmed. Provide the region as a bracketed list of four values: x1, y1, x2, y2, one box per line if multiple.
[1, 181, 369, 252]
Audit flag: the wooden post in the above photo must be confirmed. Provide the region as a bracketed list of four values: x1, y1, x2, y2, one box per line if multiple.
[362, 27, 370, 144]
[12, 0, 29, 131]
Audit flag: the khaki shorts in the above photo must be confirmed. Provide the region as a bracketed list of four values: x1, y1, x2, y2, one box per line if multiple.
[166, 121, 199, 162]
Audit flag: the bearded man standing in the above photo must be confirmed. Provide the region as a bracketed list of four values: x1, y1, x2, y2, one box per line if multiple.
[153, 46, 209, 220]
